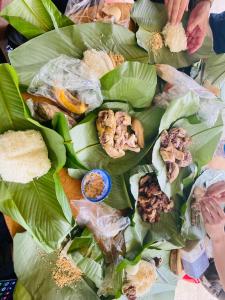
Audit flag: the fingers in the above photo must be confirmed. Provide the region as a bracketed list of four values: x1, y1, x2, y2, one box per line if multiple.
[201, 199, 225, 225]
[206, 181, 225, 197]
[176, 0, 188, 24]
[167, 0, 174, 23]
[165, 0, 169, 6]
[168, 0, 188, 25]
[187, 27, 205, 54]
[201, 205, 213, 224]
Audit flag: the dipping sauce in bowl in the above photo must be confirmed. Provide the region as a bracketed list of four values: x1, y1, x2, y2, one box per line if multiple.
[81, 169, 111, 202]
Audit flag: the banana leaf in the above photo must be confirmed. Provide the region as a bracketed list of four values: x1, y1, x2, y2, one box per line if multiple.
[0, 64, 72, 251]
[131, 0, 196, 68]
[14, 282, 32, 300]
[69, 102, 165, 175]
[128, 165, 185, 251]
[52, 113, 87, 170]
[9, 23, 149, 86]
[0, 0, 72, 39]
[100, 62, 157, 108]
[181, 168, 225, 240]
[153, 112, 223, 197]
[152, 92, 200, 196]
[195, 53, 225, 101]
[69, 168, 132, 210]
[117, 246, 177, 300]
[13, 232, 101, 300]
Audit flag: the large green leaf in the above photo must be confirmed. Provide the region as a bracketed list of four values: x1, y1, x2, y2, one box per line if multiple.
[100, 62, 157, 108]
[69, 102, 164, 175]
[131, 0, 196, 68]
[14, 282, 32, 300]
[128, 165, 185, 250]
[0, 0, 72, 39]
[181, 169, 225, 240]
[152, 93, 200, 196]
[195, 52, 225, 101]
[0, 64, 72, 251]
[13, 232, 101, 300]
[9, 23, 149, 86]
[52, 113, 87, 170]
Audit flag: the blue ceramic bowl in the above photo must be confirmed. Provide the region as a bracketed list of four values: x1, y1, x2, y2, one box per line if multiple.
[81, 169, 112, 203]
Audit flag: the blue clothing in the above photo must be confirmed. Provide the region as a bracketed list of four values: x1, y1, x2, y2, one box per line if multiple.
[210, 12, 225, 54]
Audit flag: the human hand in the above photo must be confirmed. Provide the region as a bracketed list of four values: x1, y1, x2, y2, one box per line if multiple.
[201, 198, 225, 242]
[165, 0, 189, 25]
[206, 181, 225, 202]
[186, 1, 211, 54]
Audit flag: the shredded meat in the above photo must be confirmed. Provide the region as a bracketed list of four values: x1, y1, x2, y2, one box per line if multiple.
[160, 128, 192, 182]
[137, 174, 174, 223]
[96, 110, 144, 158]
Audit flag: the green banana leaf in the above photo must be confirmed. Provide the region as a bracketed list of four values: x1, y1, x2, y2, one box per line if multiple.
[131, 0, 196, 68]
[100, 62, 157, 108]
[14, 282, 32, 300]
[152, 92, 200, 196]
[13, 232, 101, 300]
[69, 102, 164, 175]
[69, 168, 132, 210]
[0, 0, 72, 39]
[0, 64, 72, 251]
[52, 113, 87, 170]
[153, 111, 223, 198]
[9, 23, 149, 86]
[181, 169, 225, 240]
[195, 52, 225, 101]
[128, 165, 185, 251]
[140, 249, 177, 300]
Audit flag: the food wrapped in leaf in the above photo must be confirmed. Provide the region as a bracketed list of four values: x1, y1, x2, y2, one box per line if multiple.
[129, 165, 185, 249]
[96, 109, 144, 159]
[83, 49, 124, 78]
[131, 0, 195, 68]
[159, 127, 192, 183]
[123, 260, 157, 299]
[28, 55, 103, 115]
[137, 174, 174, 223]
[65, 0, 134, 28]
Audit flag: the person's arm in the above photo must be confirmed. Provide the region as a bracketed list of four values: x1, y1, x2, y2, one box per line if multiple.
[209, 12, 225, 54]
[201, 199, 225, 290]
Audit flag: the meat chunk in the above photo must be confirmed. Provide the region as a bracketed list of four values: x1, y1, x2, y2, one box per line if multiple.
[137, 174, 174, 223]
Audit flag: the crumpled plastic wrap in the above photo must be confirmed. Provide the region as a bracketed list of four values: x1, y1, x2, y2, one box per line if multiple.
[155, 64, 225, 127]
[28, 55, 103, 113]
[65, 0, 134, 28]
[71, 200, 130, 262]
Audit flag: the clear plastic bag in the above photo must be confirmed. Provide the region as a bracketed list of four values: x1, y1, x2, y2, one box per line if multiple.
[65, 0, 134, 28]
[28, 55, 103, 114]
[71, 200, 130, 262]
[155, 64, 225, 127]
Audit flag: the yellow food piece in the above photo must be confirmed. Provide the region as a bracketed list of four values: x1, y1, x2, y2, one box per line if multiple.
[54, 87, 88, 114]
[149, 32, 164, 52]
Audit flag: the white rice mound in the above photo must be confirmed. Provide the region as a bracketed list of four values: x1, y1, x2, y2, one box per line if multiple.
[0, 130, 51, 184]
[162, 22, 187, 53]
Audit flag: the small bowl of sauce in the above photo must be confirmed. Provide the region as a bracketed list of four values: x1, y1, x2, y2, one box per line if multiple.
[81, 169, 111, 202]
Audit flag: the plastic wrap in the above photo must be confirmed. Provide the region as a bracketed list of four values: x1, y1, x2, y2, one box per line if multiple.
[28, 55, 103, 114]
[71, 200, 130, 262]
[65, 0, 134, 28]
[155, 64, 225, 127]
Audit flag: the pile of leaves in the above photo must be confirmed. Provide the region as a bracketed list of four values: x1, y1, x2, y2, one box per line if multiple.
[0, 1, 224, 300]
